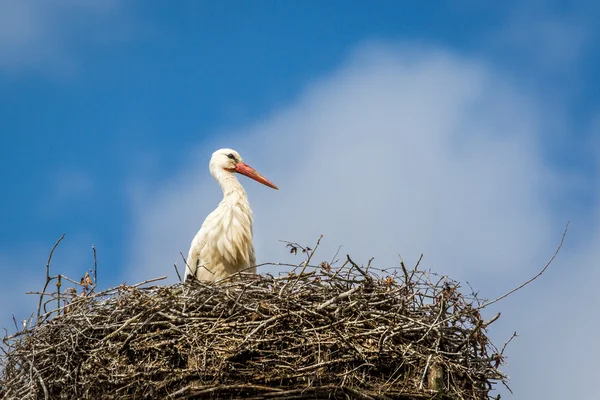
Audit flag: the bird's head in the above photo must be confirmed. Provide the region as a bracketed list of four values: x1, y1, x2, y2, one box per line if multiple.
[210, 148, 279, 190]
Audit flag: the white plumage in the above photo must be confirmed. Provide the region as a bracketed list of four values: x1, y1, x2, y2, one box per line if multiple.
[185, 149, 278, 282]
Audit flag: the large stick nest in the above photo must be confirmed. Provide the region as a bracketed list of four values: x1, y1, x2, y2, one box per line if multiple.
[1, 254, 507, 399]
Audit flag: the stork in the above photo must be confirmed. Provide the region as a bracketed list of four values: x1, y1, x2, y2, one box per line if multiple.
[185, 149, 278, 282]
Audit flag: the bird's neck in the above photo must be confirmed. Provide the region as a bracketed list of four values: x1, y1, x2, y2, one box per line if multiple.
[215, 170, 248, 199]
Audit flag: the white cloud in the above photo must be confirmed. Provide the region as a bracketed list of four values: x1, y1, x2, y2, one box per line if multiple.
[125, 43, 598, 399]
[127, 44, 559, 283]
[0, 0, 127, 74]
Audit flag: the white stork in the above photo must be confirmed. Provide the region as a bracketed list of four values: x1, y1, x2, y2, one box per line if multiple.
[185, 148, 278, 282]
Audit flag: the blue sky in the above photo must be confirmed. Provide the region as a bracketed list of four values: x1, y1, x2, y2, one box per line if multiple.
[1, 1, 599, 399]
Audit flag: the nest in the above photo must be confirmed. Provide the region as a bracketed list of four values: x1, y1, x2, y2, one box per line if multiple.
[1, 251, 508, 399]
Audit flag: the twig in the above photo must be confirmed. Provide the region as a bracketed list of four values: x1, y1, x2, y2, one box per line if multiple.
[346, 255, 373, 283]
[56, 275, 62, 316]
[29, 362, 49, 400]
[316, 287, 360, 310]
[419, 354, 433, 389]
[130, 276, 167, 288]
[253, 262, 305, 269]
[399, 254, 410, 285]
[300, 235, 323, 276]
[289, 235, 323, 289]
[37, 234, 65, 323]
[483, 312, 501, 328]
[173, 263, 182, 283]
[411, 254, 423, 282]
[478, 223, 569, 310]
[92, 244, 98, 289]
[501, 331, 518, 355]
[330, 245, 343, 266]
[11, 315, 18, 332]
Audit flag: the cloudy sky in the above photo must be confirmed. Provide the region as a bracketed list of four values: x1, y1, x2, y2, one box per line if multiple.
[1, 1, 599, 398]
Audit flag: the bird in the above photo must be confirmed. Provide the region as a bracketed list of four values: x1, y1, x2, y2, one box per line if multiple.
[185, 148, 278, 282]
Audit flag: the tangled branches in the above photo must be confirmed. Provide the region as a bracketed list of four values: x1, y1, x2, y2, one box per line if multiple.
[0, 246, 510, 400]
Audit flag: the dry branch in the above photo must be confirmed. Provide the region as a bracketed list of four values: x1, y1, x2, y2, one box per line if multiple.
[477, 223, 569, 311]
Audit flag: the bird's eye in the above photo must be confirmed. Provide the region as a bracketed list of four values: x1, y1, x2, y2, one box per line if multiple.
[227, 153, 236, 160]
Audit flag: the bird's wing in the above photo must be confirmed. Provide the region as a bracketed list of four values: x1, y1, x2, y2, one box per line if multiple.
[186, 202, 255, 281]
[185, 226, 209, 281]
[185, 209, 225, 281]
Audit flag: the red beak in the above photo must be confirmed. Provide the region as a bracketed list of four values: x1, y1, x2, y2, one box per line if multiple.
[235, 162, 279, 190]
